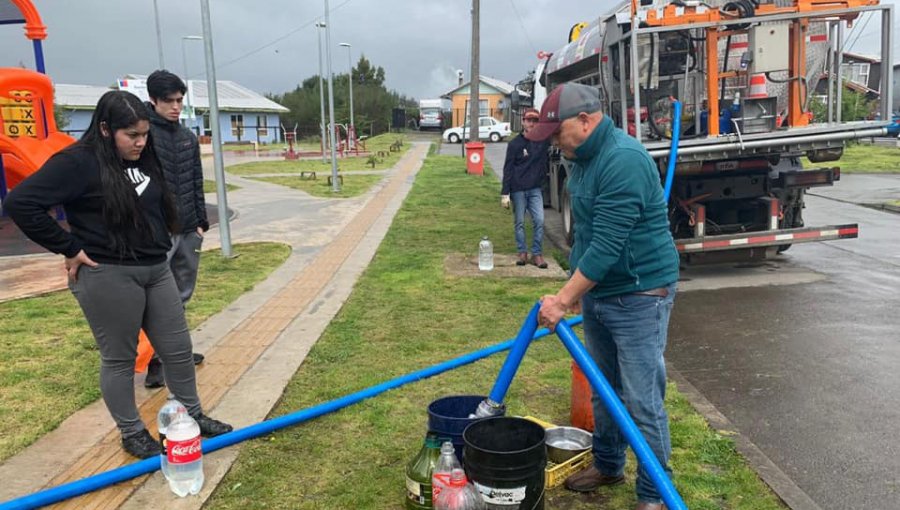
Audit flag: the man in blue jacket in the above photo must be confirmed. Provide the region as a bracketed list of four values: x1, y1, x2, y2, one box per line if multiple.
[528, 83, 679, 510]
[501, 108, 550, 268]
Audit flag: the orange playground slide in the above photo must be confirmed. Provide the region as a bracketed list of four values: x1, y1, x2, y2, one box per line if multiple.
[0, 132, 74, 187]
[0, 68, 75, 187]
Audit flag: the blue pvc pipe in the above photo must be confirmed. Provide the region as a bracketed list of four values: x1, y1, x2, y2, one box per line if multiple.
[487, 302, 539, 403]
[555, 321, 687, 510]
[0, 316, 582, 510]
[663, 100, 682, 202]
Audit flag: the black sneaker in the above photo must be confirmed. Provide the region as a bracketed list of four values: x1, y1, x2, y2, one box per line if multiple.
[144, 358, 165, 389]
[193, 413, 233, 437]
[121, 429, 162, 459]
[192, 353, 205, 365]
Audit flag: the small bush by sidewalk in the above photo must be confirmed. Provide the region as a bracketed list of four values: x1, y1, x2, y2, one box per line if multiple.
[208, 155, 785, 509]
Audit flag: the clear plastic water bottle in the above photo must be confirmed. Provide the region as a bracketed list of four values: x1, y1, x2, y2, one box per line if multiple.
[478, 236, 493, 271]
[157, 396, 187, 479]
[432, 441, 462, 500]
[165, 412, 204, 497]
[434, 468, 485, 510]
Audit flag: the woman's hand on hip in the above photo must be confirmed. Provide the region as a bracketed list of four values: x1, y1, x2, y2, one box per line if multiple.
[65, 250, 98, 283]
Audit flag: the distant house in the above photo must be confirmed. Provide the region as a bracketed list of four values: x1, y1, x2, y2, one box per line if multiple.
[119, 75, 288, 144]
[442, 75, 517, 127]
[54, 83, 113, 137]
[183, 79, 289, 144]
[55, 76, 289, 144]
[816, 52, 885, 100]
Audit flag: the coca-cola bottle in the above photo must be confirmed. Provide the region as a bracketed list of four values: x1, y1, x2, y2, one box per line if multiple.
[157, 397, 187, 479]
[434, 468, 485, 510]
[165, 412, 204, 497]
[432, 441, 461, 500]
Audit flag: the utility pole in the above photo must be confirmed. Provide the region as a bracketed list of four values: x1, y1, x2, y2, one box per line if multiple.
[316, 22, 328, 163]
[200, 0, 233, 257]
[324, 0, 341, 192]
[153, 0, 165, 68]
[468, 0, 480, 144]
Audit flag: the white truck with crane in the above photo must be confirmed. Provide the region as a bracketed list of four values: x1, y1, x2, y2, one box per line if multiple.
[516, 0, 897, 261]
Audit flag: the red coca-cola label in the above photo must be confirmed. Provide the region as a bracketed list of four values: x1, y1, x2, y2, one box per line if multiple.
[167, 436, 202, 464]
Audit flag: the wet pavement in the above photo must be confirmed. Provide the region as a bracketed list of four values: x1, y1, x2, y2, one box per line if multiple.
[667, 184, 900, 510]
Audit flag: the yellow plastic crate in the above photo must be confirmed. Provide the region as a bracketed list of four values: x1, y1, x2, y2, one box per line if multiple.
[522, 416, 592, 489]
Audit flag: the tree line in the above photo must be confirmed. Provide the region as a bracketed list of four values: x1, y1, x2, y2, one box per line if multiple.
[267, 55, 417, 141]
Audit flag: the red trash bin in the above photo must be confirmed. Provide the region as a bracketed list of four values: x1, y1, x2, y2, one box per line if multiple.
[465, 142, 485, 176]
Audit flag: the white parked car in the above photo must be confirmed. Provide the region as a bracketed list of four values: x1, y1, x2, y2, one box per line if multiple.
[442, 117, 512, 143]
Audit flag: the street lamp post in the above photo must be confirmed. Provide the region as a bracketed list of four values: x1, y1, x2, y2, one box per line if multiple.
[199, 0, 233, 257]
[339, 42, 354, 148]
[315, 22, 328, 163]
[152, 0, 164, 68]
[324, 0, 340, 192]
[181, 35, 203, 135]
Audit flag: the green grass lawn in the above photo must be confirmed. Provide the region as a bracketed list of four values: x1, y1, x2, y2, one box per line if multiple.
[803, 143, 900, 173]
[207, 155, 785, 510]
[0, 242, 291, 462]
[226, 133, 409, 176]
[250, 174, 384, 198]
[203, 179, 240, 193]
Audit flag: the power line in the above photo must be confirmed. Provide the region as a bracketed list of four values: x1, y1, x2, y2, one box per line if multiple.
[508, 0, 537, 55]
[196, 0, 354, 77]
[845, 12, 873, 53]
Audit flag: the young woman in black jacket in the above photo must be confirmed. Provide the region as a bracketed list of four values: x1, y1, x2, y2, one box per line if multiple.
[5, 90, 232, 458]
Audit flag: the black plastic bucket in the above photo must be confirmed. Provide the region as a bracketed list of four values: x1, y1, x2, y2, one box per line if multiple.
[428, 395, 499, 463]
[463, 417, 546, 510]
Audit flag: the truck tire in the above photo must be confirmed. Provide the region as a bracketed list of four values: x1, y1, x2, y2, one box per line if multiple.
[448, 133, 460, 143]
[489, 132, 501, 142]
[561, 176, 575, 246]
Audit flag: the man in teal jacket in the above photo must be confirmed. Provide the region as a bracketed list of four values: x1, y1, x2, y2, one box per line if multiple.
[528, 83, 679, 510]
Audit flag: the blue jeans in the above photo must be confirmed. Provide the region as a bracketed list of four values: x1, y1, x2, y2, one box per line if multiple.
[510, 188, 544, 255]
[581, 283, 676, 504]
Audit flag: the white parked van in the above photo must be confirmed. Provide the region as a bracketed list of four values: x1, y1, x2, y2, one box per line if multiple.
[418, 99, 448, 131]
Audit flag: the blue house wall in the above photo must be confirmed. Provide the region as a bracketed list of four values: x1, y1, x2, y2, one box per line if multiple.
[216, 112, 282, 144]
[60, 110, 94, 139]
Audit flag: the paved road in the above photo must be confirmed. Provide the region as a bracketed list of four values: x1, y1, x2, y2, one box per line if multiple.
[666, 176, 900, 510]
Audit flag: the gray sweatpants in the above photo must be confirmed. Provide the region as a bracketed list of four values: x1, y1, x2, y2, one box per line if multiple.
[69, 262, 201, 438]
[167, 231, 203, 305]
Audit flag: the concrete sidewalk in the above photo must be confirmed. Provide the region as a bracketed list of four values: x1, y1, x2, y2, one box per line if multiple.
[0, 142, 430, 509]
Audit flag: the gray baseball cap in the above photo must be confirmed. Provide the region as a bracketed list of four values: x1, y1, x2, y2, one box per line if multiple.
[525, 83, 602, 141]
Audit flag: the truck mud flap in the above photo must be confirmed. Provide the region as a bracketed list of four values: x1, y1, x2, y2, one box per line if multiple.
[675, 224, 858, 253]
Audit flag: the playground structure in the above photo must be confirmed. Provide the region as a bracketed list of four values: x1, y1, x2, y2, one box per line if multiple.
[283, 122, 367, 161]
[0, 0, 76, 213]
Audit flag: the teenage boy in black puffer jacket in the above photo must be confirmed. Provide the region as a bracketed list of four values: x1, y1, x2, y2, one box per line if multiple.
[143, 70, 208, 387]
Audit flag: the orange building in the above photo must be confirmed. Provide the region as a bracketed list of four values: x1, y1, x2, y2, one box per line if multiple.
[442, 75, 517, 127]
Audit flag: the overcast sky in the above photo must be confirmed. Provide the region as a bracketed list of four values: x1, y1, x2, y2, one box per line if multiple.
[2, 0, 897, 101]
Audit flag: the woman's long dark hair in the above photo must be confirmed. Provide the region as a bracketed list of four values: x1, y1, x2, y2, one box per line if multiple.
[77, 90, 178, 256]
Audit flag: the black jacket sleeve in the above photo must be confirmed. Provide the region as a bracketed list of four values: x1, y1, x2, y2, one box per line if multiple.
[501, 135, 519, 195]
[191, 138, 209, 231]
[5, 152, 88, 257]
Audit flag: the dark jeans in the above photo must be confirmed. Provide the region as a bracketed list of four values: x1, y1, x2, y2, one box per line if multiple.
[69, 262, 201, 437]
[581, 283, 677, 504]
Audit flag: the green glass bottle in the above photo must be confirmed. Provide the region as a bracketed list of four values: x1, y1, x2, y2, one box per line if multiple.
[405, 433, 442, 509]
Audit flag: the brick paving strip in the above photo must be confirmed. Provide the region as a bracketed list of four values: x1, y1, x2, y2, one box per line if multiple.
[0, 143, 430, 509]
